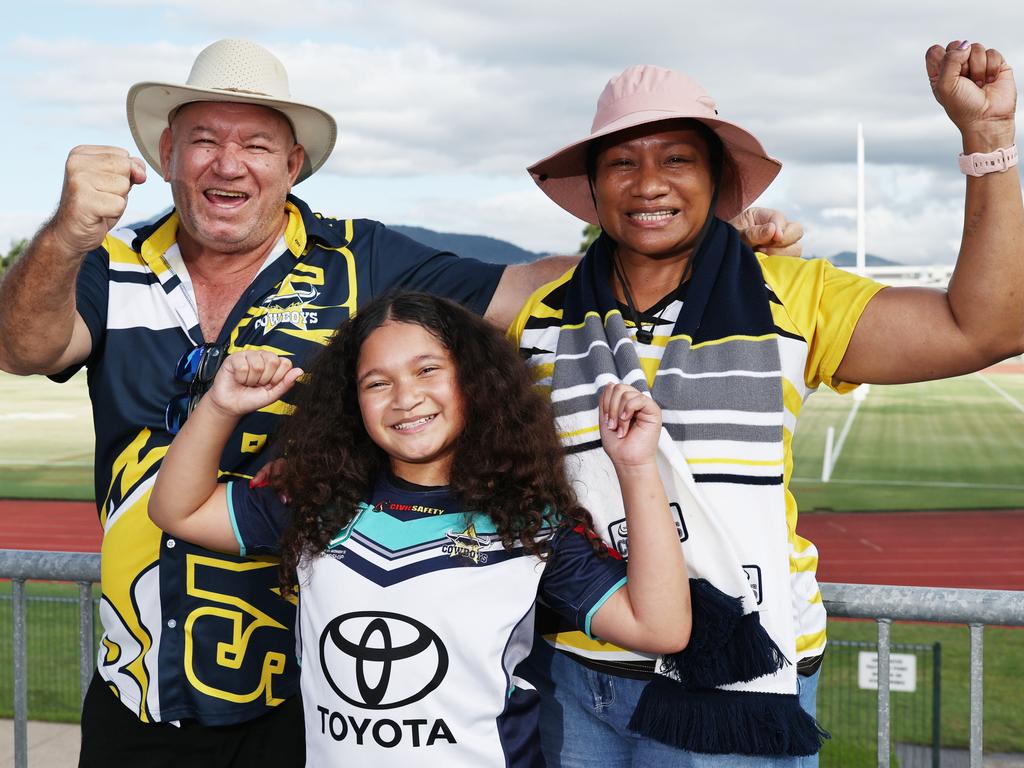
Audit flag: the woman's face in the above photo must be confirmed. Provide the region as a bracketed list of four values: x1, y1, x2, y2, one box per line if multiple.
[356, 320, 465, 487]
[592, 124, 714, 265]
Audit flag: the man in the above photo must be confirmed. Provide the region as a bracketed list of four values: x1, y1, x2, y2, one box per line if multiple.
[0, 39, 800, 767]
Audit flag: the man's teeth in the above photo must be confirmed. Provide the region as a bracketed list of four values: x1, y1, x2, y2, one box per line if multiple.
[210, 190, 246, 198]
[631, 211, 675, 221]
[393, 415, 434, 431]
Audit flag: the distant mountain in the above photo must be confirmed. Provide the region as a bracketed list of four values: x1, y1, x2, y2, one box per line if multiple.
[824, 251, 902, 268]
[391, 225, 542, 265]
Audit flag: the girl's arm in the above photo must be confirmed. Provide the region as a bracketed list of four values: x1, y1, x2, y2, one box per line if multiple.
[149, 351, 302, 553]
[588, 384, 691, 654]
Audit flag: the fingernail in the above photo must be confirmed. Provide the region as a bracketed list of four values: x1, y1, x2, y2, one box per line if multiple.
[958, 40, 970, 50]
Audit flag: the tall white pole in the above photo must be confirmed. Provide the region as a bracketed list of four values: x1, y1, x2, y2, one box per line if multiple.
[857, 122, 866, 276]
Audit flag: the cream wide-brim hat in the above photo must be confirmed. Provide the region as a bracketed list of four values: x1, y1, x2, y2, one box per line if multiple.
[528, 65, 781, 224]
[127, 38, 337, 184]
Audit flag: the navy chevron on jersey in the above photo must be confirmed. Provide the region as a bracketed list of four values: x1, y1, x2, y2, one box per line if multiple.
[54, 195, 504, 725]
[228, 473, 627, 767]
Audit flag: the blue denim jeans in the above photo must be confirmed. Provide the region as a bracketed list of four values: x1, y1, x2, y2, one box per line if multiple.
[520, 641, 821, 768]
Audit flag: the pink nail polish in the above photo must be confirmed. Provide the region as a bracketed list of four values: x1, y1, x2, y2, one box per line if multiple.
[958, 40, 970, 50]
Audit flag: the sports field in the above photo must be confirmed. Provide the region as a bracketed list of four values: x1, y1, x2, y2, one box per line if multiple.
[2, 367, 1023, 510]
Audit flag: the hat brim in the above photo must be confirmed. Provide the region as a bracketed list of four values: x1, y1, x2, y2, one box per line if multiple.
[126, 82, 338, 184]
[527, 114, 780, 224]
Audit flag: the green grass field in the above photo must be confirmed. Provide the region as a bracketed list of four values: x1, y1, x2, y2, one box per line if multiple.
[3, 368, 1023, 510]
[793, 372, 1024, 511]
[0, 370, 94, 500]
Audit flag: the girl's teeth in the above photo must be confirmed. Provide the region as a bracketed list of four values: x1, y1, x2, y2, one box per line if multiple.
[394, 415, 433, 431]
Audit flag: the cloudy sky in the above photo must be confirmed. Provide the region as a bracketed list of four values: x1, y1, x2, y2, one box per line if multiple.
[3, 1, 1022, 263]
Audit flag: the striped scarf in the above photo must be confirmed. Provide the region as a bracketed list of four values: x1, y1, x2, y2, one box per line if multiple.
[533, 220, 825, 756]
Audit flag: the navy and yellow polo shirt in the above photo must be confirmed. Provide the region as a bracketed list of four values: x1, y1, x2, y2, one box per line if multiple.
[61, 194, 504, 725]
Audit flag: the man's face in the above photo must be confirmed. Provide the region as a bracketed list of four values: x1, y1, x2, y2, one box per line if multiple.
[159, 101, 305, 256]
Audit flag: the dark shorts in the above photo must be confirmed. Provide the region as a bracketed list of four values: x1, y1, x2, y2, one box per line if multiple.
[79, 671, 304, 768]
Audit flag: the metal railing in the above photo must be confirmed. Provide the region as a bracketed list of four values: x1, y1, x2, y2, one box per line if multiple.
[3, 550, 1024, 768]
[1, 550, 99, 768]
[821, 582, 1024, 767]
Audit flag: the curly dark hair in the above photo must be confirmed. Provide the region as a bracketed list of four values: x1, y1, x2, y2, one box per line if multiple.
[273, 291, 600, 591]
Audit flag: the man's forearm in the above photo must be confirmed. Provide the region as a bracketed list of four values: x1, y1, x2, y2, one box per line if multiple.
[0, 222, 90, 374]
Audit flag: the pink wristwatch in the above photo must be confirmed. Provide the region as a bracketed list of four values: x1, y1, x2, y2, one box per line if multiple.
[958, 145, 1019, 176]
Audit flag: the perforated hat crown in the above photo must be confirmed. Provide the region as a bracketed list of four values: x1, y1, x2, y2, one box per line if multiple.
[127, 39, 337, 183]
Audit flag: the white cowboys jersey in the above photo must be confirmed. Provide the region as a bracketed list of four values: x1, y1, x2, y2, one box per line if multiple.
[227, 473, 627, 767]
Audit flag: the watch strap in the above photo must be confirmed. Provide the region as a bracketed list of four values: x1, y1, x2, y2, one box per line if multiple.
[958, 145, 1019, 176]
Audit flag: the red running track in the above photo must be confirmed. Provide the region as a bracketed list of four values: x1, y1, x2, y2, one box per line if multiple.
[799, 509, 1024, 590]
[1, 501, 1022, 591]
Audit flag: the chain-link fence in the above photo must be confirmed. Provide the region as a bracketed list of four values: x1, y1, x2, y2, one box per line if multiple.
[0, 587, 101, 722]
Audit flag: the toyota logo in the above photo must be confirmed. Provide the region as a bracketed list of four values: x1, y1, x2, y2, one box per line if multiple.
[319, 612, 448, 710]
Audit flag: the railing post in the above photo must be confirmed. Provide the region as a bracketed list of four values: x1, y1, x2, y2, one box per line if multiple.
[932, 641, 941, 768]
[12, 577, 28, 768]
[79, 580, 95, 705]
[876, 617, 891, 768]
[969, 623, 984, 768]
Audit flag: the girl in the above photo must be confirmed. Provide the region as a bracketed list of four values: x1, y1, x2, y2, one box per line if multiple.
[149, 291, 691, 767]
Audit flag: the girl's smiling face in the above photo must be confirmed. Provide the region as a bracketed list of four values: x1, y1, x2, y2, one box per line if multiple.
[356, 320, 465, 486]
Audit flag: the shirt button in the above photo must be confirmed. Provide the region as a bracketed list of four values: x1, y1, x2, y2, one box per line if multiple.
[166, 539, 176, 549]
[167, 619, 177, 629]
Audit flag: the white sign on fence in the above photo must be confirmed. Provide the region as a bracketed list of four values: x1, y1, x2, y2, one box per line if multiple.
[857, 651, 917, 692]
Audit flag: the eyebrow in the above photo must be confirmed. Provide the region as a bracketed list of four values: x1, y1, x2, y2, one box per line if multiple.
[357, 353, 447, 384]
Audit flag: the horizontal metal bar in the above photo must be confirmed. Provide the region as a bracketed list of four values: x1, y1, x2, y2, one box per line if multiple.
[0, 550, 100, 582]
[821, 582, 1024, 626]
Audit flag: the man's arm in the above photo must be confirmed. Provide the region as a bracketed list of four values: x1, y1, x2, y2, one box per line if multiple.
[484, 207, 805, 329]
[0, 146, 146, 375]
[837, 42, 1024, 385]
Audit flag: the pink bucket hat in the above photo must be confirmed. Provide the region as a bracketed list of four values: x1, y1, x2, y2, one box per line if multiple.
[528, 65, 781, 224]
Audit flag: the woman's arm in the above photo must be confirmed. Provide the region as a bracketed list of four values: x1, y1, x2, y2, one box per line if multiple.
[149, 351, 302, 552]
[837, 41, 1024, 384]
[588, 384, 691, 654]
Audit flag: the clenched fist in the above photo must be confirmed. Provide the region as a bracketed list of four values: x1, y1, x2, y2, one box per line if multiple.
[51, 146, 148, 255]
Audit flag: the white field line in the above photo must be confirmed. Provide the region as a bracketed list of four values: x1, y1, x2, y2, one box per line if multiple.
[0, 459, 92, 467]
[976, 373, 1024, 415]
[826, 392, 865, 477]
[793, 476, 1024, 490]
[0, 412, 76, 421]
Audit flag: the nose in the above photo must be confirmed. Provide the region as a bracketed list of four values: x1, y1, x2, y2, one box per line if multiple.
[391, 379, 424, 411]
[211, 143, 246, 179]
[633, 158, 669, 199]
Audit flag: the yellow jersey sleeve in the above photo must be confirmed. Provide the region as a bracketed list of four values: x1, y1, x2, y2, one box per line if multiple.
[758, 254, 886, 393]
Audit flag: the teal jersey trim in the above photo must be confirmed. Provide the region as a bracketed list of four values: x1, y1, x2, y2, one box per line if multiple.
[327, 503, 370, 549]
[225, 481, 246, 557]
[348, 507, 500, 551]
[584, 576, 628, 639]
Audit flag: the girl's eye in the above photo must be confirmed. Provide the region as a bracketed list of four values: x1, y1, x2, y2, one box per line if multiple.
[365, 380, 388, 390]
[419, 366, 440, 376]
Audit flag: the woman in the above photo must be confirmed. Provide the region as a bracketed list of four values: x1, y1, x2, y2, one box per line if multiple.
[511, 41, 1022, 766]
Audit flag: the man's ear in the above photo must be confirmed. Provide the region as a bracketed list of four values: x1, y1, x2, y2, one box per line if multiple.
[287, 143, 306, 187]
[158, 127, 174, 182]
